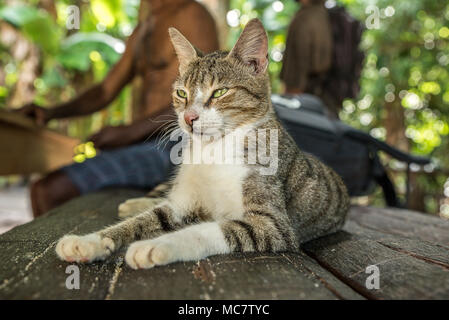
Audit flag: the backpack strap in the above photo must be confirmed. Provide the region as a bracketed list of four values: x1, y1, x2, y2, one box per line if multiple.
[371, 153, 401, 207]
[345, 130, 430, 165]
[346, 129, 431, 208]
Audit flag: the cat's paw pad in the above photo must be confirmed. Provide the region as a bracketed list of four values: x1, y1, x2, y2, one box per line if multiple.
[125, 240, 175, 269]
[118, 197, 164, 218]
[55, 234, 114, 263]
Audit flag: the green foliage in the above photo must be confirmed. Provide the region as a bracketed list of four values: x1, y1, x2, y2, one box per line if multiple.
[337, 0, 449, 215]
[0, 5, 61, 54]
[58, 33, 123, 71]
[0, 0, 139, 135]
[338, 0, 449, 157]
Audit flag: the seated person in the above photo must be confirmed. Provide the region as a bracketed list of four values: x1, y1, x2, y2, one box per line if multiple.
[280, 0, 337, 117]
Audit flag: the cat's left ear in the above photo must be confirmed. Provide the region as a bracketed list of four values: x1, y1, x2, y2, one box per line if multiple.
[228, 19, 268, 74]
[169, 27, 198, 73]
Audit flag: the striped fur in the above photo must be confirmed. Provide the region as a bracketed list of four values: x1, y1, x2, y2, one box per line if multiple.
[55, 19, 349, 268]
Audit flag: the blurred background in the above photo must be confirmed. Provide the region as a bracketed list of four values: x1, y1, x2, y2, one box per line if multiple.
[0, 0, 448, 232]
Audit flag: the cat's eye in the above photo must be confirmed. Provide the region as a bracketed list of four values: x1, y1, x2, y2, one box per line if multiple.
[212, 88, 228, 98]
[177, 89, 187, 99]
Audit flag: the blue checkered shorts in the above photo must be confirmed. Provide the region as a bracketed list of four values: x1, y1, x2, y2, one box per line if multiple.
[61, 141, 175, 194]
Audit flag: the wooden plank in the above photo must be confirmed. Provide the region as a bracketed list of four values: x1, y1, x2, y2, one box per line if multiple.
[0, 109, 80, 175]
[109, 251, 363, 300]
[344, 220, 449, 268]
[344, 206, 449, 269]
[0, 109, 38, 129]
[0, 189, 145, 299]
[303, 231, 449, 299]
[3, 189, 449, 299]
[348, 206, 449, 246]
[0, 189, 363, 300]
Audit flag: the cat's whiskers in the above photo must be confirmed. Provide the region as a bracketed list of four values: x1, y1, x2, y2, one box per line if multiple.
[155, 124, 182, 150]
[144, 118, 178, 144]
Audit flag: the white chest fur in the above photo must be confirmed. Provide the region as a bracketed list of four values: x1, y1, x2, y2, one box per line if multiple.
[168, 126, 256, 220]
[169, 163, 248, 220]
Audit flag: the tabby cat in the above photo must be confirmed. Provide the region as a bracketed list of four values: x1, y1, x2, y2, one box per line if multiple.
[56, 19, 349, 269]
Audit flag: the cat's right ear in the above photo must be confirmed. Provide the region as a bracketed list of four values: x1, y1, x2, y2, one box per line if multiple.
[169, 28, 198, 74]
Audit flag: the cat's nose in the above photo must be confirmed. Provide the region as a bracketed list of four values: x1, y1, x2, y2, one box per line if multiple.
[184, 110, 199, 127]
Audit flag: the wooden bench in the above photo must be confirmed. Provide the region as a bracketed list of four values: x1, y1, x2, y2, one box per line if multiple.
[0, 188, 448, 299]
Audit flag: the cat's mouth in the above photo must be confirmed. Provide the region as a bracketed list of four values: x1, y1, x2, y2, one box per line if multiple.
[192, 128, 222, 137]
[191, 123, 223, 137]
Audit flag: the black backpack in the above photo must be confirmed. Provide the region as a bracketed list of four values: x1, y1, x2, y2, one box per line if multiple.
[325, 6, 364, 105]
[272, 94, 430, 207]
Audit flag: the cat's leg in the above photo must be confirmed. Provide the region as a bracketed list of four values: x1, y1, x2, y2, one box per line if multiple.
[125, 222, 227, 269]
[125, 211, 297, 269]
[56, 203, 182, 263]
[220, 211, 298, 253]
[118, 183, 171, 218]
[118, 197, 165, 219]
[146, 182, 171, 198]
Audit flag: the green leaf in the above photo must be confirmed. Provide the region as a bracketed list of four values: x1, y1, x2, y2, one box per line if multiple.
[57, 32, 123, 70]
[0, 5, 39, 27]
[0, 5, 61, 54]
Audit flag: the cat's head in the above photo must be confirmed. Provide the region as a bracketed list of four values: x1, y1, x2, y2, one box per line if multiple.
[169, 19, 271, 137]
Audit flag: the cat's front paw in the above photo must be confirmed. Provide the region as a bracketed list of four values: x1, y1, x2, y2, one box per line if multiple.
[118, 197, 164, 218]
[55, 234, 115, 263]
[125, 239, 176, 269]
